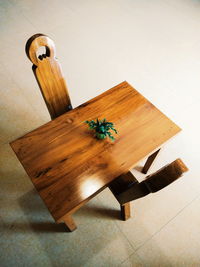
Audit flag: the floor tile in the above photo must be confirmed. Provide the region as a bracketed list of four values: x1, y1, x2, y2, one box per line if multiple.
[136, 196, 200, 266]
[8, 0, 75, 32]
[0, 65, 44, 144]
[0, 144, 31, 198]
[98, 176, 198, 250]
[1, 202, 134, 267]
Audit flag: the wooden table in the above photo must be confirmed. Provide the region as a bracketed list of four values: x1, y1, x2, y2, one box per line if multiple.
[10, 81, 181, 231]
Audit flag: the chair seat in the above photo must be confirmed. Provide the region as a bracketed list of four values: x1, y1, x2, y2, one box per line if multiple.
[109, 158, 188, 206]
[109, 171, 138, 196]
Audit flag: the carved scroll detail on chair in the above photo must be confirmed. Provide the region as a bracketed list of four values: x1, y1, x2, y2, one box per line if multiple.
[109, 158, 188, 219]
[25, 34, 72, 119]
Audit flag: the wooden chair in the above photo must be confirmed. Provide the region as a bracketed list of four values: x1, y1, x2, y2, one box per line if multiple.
[26, 34, 76, 230]
[109, 159, 188, 220]
[25, 33, 72, 119]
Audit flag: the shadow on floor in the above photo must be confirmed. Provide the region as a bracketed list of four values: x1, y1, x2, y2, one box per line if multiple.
[76, 203, 120, 221]
[4, 221, 68, 233]
[15, 188, 120, 233]
[133, 165, 143, 173]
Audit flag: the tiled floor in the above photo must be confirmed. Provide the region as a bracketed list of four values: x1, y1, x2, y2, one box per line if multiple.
[0, 0, 200, 266]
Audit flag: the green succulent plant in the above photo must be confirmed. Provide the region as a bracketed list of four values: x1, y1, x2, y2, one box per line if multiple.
[85, 118, 118, 141]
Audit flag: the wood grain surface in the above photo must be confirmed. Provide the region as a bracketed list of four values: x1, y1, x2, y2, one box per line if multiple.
[25, 34, 72, 119]
[113, 158, 188, 205]
[10, 81, 181, 222]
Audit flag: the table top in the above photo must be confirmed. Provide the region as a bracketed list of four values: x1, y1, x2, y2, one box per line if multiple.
[10, 81, 181, 221]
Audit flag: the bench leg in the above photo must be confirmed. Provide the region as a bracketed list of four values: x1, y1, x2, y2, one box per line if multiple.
[120, 203, 131, 221]
[142, 149, 160, 174]
[63, 215, 77, 232]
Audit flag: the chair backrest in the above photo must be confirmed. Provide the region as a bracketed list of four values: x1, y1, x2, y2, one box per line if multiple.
[143, 158, 188, 192]
[25, 34, 72, 120]
[110, 158, 188, 205]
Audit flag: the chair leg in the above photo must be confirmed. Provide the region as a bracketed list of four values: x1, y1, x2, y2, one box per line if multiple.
[142, 149, 160, 174]
[120, 203, 131, 221]
[63, 215, 77, 232]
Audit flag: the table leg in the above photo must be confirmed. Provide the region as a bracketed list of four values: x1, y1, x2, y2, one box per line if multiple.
[142, 149, 160, 174]
[63, 215, 77, 232]
[120, 203, 131, 221]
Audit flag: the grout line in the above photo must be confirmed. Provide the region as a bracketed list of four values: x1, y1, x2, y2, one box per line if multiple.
[7, 0, 40, 30]
[119, 250, 146, 267]
[7, 0, 39, 32]
[1, 61, 47, 123]
[135, 194, 200, 252]
[97, 193, 147, 266]
[113, 218, 136, 250]
[5, 1, 49, 123]
[97, 192, 137, 251]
